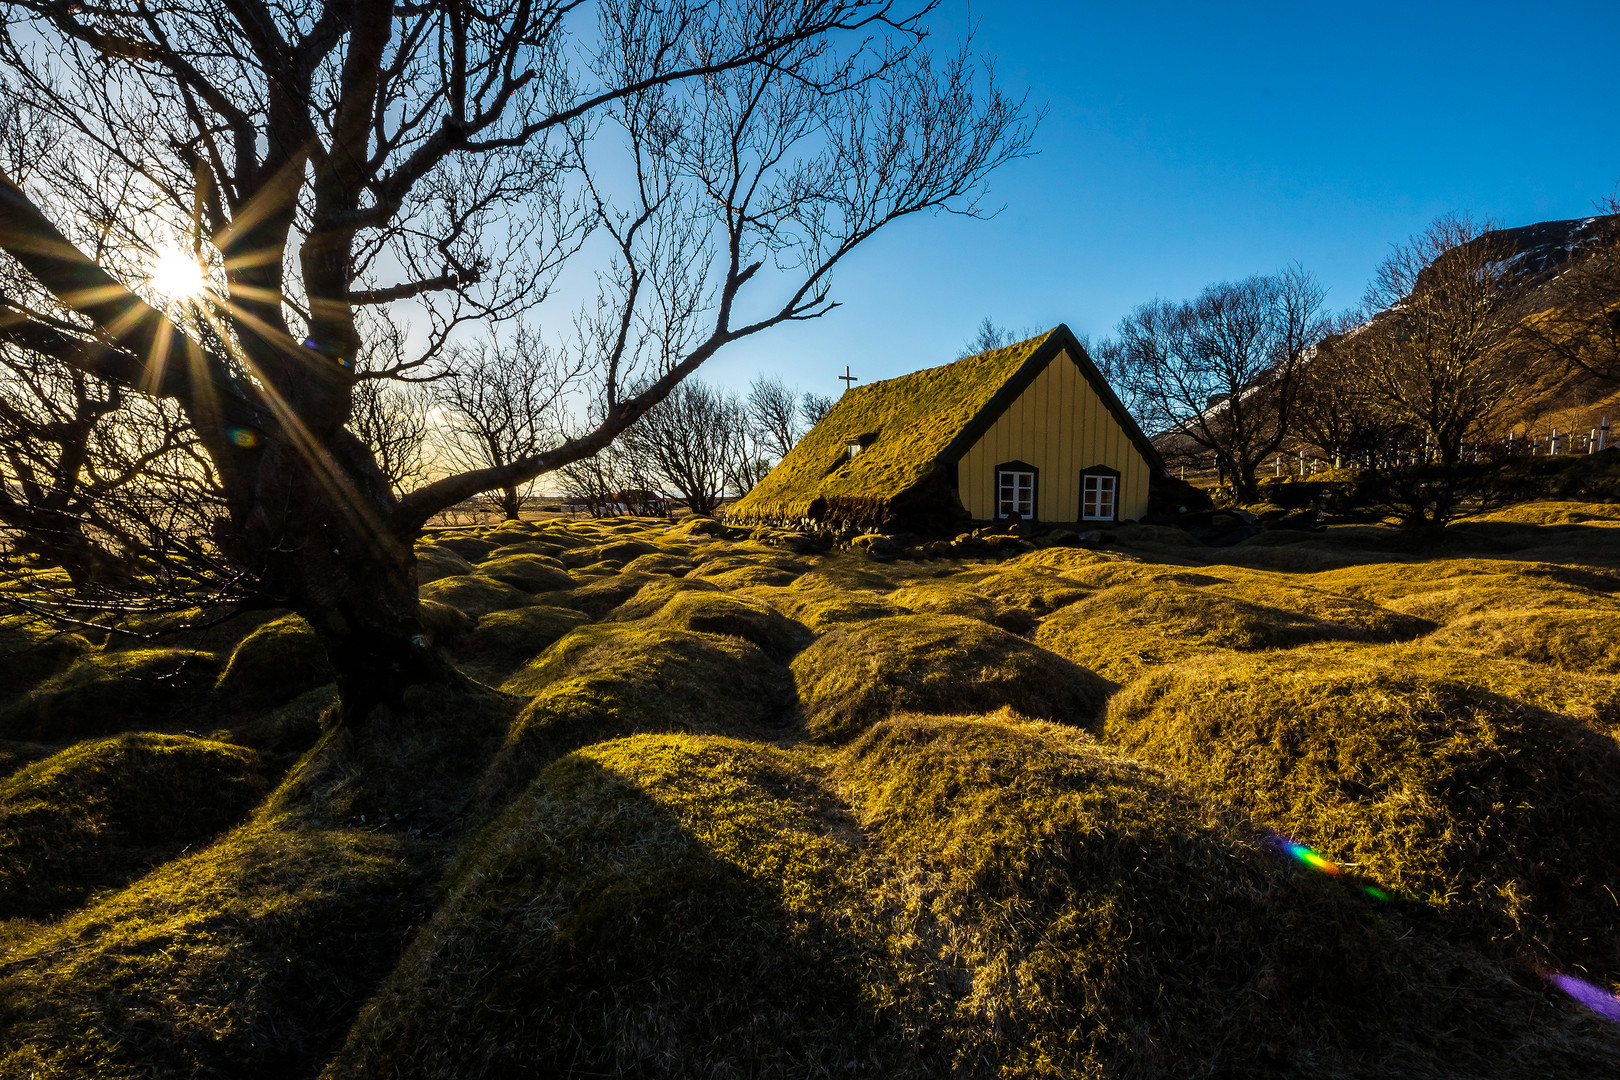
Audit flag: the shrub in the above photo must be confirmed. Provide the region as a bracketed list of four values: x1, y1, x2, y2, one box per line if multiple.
[0, 733, 267, 918]
[1105, 648, 1620, 977]
[792, 614, 1112, 741]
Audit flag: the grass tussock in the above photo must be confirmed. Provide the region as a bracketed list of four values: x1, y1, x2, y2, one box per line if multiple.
[830, 713, 1620, 1077]
[743, 585, 910, 633]
[330, 734, 920, 1080]
[1033, 579, 1425, 683]
[1105, 647, 1620, 978]
[0, 733, 268, 918]
[631, 589, 812, 662]
[944, 567, 1094, 614]
[792, 614, 1112, 742]
[448, 605, 588, 685]
[215, 614, 333, 706]
[0, 620, 88, 700]
[1426, 607, 1620, 674]
[887, 582, 1038, 635]
[413, 544, 475, 584]
[474, 554, 575, 593]
[0, 810, 424, 1080]
[1, 648, 220, 740]
[621, 551, 696, 576]
[558, 538, 666, 568]
[417, 574, 533, 618]
[602, 577, 721, 621]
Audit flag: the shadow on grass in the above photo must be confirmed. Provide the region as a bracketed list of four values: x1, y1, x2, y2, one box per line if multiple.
[330, 736, 932, 1079]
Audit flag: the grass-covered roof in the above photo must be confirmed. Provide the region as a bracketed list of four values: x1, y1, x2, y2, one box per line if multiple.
[727, 324, 1158, 526]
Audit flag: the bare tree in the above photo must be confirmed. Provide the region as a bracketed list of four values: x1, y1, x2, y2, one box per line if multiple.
[431, 331, 577, 519]
[0, 2, 1034, 719]
[1348, 214, 1538, 468]
[800, 392, 834, 428]
[1514, 196, 1620, 385]
[622, 379, 745, 516]
[746, 375, 804, 462]
[350, 380, 432, 499]
[1102, 266, 1327, 500]
[1336, 214, 1555, 529]
[956, 316, 1045, 359]
[1291, 314, 1407, 469]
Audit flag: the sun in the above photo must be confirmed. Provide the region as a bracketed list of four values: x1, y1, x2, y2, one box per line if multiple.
[145, 246, 212, 303]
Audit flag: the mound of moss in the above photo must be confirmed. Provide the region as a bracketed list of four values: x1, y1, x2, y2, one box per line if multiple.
[559, 539, 665, 568]
[332, 735, 917, 1079]
[1427, 607, 1620, 674]
[602, 578, 721, 621]
[487, 626, 794, 798]
[744, 585, 909, 633]
[1106, 648, 1620, 977]
[1, 648, 220, 740]
[482, 538, 565, 559]
[215, 614, 333, 706]
[792, 614, 1112, 741]
[450, 605, 588, 685]
[1371, 644, 1620, 731]
[550, 571, 661, 618]
[673, 515, 725, 537]
[429, 534, 502, 562]
[476, 554, 575, 594]
[0, 620, 89, 700]
[832, 713, 1620, 1076]
[414, 544, 476, 584]
[1034, 582, 1374, 683]
[620, 551, 695, 576]
[0, 733, 267, 918]
[419, 574, 533, 618]
[0, 810, 423, 1079]
[1314, 559, 1618, 622]
[417, 600, 475, 646]
[635, 590, 812, 662]
[950, 566, 1094, 613]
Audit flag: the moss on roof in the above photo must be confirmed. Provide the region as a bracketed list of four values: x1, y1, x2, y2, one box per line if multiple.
[727, 330, 1060, 524]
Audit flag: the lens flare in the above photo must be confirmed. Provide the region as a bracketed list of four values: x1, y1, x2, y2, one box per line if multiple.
[1281, 839, 1341, 876]
[1549, 973, 1620, 1025]
[229, 427, 259, 448]
[145, 246, 211, 302]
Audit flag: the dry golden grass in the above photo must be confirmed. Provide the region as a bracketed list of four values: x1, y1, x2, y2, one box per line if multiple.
[1, 649, 220, 740]
[215, 613, 333, 706]
[0, 733, 267, 918]
[791, 614, 1112, 741]
[628, 589, 812, 661]
[449, 604, 589, 685]
[1426, 607, 1620, 674]
[1106, 647, 1620, 978]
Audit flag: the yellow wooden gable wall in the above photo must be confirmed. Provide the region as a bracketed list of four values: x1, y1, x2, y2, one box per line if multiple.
[957, 349, 1152, 523]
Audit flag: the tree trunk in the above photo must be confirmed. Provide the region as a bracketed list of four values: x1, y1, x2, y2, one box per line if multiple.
[230, 431, 452, 723]
[500, 486, 521, 520]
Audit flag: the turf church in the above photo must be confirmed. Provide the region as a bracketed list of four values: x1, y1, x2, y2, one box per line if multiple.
[726, 325, 1163, 533]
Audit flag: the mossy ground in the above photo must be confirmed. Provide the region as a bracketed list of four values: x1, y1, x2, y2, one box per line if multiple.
[6, 505, 1620, 1075]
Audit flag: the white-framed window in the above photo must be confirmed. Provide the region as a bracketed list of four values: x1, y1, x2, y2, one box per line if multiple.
[1081, 473, 1117, 521]
[997, 468, 1035, 519]
[847, 440, 862, 459]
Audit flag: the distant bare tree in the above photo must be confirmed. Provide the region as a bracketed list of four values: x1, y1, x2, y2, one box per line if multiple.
[1515, 195, 1620, 385]
[431, 331, 577, 520]
[350, 381, 432, 499]
[1337, 214, 1556, 529]
[1103, 266, 1327, 500]
[1291, 313, 1407, 469]
[800, 392, 835, 429]
[1348, 215, 1538, 468]
[0, 1, 1035, 717]
[623, 380, 748, 517]
[746, 376, 804, 462]
[956, 316, 1047, 359]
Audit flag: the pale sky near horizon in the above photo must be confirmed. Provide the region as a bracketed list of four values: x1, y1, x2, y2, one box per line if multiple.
[700, 1, 1620, 399]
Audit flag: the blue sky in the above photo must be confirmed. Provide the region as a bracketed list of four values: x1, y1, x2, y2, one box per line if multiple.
[705, 1, 1620, 397]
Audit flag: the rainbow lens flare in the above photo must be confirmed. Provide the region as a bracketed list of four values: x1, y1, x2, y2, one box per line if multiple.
[1549, 973, 1620, 1025]
[1280, 838, 1341, 876]
[229, 427, 258, 447]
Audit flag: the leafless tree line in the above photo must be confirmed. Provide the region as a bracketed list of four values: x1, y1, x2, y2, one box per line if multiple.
[0, 0, 1035, 718]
